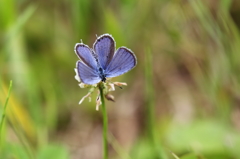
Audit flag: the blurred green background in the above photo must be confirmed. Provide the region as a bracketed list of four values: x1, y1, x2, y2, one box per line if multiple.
[1, 0, 240, 158]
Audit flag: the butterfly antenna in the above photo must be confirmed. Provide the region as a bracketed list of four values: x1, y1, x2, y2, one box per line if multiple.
[80, 39, 83, 43]
[95, 34, 98, 38]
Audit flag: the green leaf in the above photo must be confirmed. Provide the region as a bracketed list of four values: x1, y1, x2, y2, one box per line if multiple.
[166, 120, 240, 157]
[0, 143, 30, 159]
[181, 153, 199, 159]
[37, 144, 69, 159]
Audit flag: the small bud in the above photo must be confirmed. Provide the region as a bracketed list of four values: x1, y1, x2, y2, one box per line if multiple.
[105, 94, 115, 102]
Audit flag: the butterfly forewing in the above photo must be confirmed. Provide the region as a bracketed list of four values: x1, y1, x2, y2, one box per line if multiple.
[93, 34, 115, 70]
[76, 61, 101, 85]
[105, 47, 137, 78]
[75, 44, 98, 69]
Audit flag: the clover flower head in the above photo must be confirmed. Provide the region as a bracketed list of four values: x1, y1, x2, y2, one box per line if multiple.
[74, 71, 127, 111]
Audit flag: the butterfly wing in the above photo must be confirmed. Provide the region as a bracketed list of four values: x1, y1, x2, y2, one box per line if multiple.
[76, 61, 101, 85]
[105, 47, 137, 78]
[93, 34, 115, 70]
[75, 43, 98, 69]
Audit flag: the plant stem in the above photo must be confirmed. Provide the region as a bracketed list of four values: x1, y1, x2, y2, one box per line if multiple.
[99, 83, 108, 159]
[145, 49, 167, 159]
[0, 80, 13, 147]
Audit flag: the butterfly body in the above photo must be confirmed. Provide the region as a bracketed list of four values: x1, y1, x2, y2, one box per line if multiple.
[75, 34, 137, 85]
[98, 67, 106, 82]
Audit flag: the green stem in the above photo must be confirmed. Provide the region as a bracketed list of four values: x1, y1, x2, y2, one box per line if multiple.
[99, 83, 108, 159]
[145, 49, 167, 159]
[0, 80, 13, 147]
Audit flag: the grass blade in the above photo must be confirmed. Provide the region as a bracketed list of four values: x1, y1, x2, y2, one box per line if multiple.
[0, 80, 13, 147]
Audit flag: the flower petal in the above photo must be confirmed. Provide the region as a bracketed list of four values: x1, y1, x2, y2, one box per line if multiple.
[79, 92, 91, 104]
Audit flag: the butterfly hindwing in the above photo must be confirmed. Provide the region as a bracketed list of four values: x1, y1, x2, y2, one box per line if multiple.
[76, 61, 101, 85]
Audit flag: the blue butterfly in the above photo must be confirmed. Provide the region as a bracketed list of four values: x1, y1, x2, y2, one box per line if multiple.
[75, 34, 137, 85]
